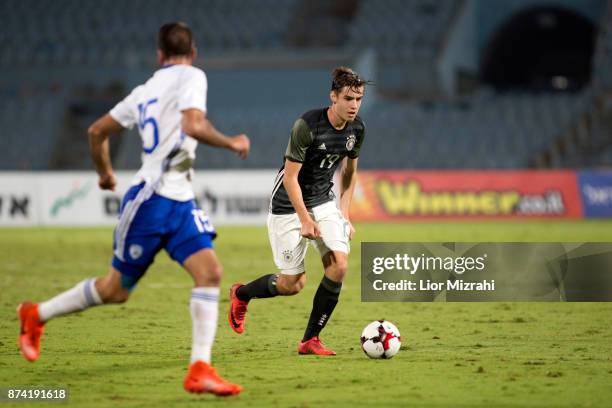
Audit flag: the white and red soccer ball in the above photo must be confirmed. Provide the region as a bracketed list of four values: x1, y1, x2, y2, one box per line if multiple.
[360, 320, 401, 359]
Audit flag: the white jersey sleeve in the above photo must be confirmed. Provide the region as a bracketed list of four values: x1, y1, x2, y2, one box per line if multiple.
[177, 69, 207, 113]
[109, 86, 142, 129]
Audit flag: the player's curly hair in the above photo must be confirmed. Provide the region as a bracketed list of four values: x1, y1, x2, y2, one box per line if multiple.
[331, 66, 370, 93]
[158, 22, 194, 57]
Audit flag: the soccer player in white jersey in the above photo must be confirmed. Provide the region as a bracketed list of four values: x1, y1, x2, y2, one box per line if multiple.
[17, 22, 248, 396]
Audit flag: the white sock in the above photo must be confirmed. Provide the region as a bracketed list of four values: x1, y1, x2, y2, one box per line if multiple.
[38, 278, 103, 322]
[190, 287, 219, 364]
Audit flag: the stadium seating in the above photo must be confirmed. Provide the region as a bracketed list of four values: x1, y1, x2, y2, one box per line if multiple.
[532, 1, 612, 168]
[0, 83, 596, 171]
[114, 106, 305, 170]
[0, 0, 609, 171]
[0, 0, 299, 68]
[348, 0, 460, 60]
[155, 90, 590, 170]
[357, 91, 593, 169]
[0, 92, 64, 170]
[593, 0, 612, 91]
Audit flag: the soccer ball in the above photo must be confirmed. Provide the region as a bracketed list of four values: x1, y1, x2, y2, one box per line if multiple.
[360, 320, 401, 359]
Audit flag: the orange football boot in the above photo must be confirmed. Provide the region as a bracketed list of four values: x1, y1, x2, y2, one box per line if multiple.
[228, 283, 248, 334]
[298, 336, 337, 356]
[184, 361, 241, 396]
[17, 302, 45, 362]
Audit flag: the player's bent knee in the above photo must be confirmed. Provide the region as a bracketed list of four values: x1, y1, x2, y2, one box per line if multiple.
[215, 263, 224, 278]
[290, 280, 305, 295]
[206, 263, 223, 285]
[277, 273, 306, 296]
[183, 249, 223, 286]
[276, 280, 294, 295]
[327, 261, 348, 282]
[336, 262, 348, 279]
[191, 262, 223, 286]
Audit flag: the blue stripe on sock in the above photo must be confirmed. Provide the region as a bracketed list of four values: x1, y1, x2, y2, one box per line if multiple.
[191, 294, 218, 302]
[191, 291, 219, 297]
[191, 294, 218, 300]
[84, 279, 94, 306]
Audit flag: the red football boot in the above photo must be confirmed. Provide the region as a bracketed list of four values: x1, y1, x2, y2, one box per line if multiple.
[17, 302, 45, 362]
[228, 283, 248, 334]
[298, 336, 337, 356]
[184, 361, 241, 396]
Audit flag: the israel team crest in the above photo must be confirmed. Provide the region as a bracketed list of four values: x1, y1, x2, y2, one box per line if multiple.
[346, 134, 356, 151]
[129, 244, 143, 260]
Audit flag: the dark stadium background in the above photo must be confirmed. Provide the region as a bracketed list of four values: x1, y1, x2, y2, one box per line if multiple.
[1, 0, 609, 172]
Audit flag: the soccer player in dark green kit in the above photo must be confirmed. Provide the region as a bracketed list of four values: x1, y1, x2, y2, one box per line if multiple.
[229, 67, 367, 355]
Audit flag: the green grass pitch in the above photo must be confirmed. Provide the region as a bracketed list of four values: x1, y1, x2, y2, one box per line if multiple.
[1, 221, 612, 407]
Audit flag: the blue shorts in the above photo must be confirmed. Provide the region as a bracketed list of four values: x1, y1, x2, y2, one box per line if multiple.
[111, 183, 216, 289]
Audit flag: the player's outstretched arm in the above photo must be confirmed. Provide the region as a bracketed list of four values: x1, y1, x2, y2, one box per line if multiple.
[283, 159, 320, 239]
[181, 108, 249, 159]
[88, 113, 124, 191]
[340, 157, 359, 240]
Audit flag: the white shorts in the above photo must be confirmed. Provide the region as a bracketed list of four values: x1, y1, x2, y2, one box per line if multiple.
[267, 201, 350, 275]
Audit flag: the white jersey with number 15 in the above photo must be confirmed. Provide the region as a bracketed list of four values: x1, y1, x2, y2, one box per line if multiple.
[109, 64, 207, 201]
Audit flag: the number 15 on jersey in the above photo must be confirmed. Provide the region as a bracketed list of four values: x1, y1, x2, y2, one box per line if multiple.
[138, 98, 159, 154]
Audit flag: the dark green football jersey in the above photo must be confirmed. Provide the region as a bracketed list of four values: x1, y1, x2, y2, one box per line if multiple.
[270, 108, 366, 215]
